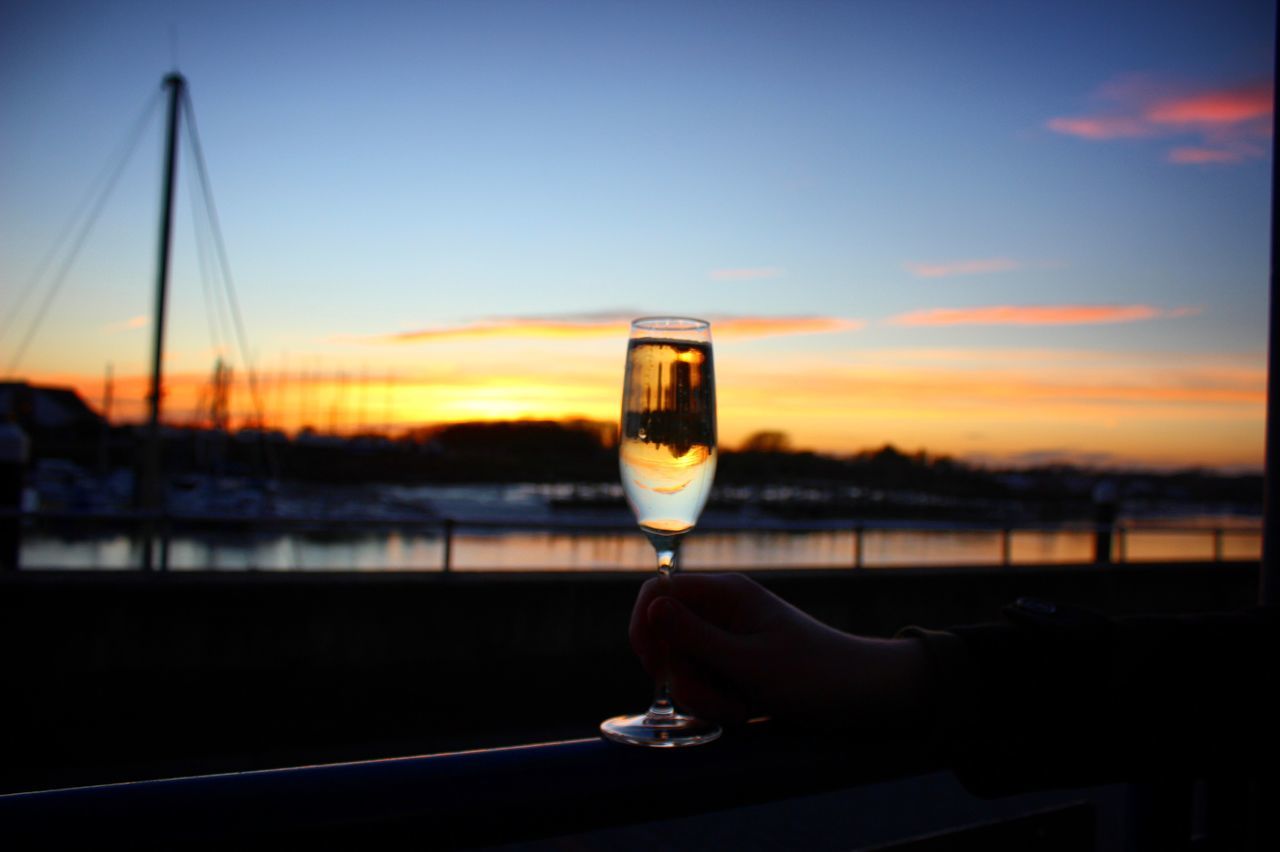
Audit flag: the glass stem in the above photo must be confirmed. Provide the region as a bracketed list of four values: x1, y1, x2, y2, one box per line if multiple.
[647, 537, 681, 719]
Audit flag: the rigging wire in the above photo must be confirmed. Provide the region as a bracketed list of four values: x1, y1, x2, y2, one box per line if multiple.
[1, 90, 164, 366]
[180, 87, 268, 431]
[187, 175, 229, 428]
[180, 84, 283, 505]
[185, 126, 232, 363]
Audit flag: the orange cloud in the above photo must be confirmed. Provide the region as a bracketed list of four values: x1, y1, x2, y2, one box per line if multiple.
[724, 361, 1263, 410]
[709, 267, 784, 281]
[715, 316, 864, 338]
[103, 315, 150, 334]
[887, 304, 1198, 327]
[903, 258, 1019, 278]
[370, 314, 862, 344]
[382, 319, 625, 344]
[1047, 78, 1273, 164]
[720, 349, 1264, 468]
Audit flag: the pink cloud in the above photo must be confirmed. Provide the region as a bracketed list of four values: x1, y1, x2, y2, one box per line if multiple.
[1047, 77, 1273, 164]
[887, 304, 1197, 327]
[904, 258, 1020, 278]
[1045, 116, 1153, 140]
[1167, 147, 1246, 164]
[1145, 83, 1273, 126]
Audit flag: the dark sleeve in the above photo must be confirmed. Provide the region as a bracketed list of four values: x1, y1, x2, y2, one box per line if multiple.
[899, 601, 1280, 796]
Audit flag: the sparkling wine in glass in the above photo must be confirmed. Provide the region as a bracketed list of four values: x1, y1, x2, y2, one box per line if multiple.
[600, 317, 720, 747]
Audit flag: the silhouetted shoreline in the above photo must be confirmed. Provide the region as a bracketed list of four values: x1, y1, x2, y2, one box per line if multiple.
[4, 382, 1261, 525]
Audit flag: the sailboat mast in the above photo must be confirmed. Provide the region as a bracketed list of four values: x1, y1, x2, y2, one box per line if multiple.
[140, 72, 184, 568]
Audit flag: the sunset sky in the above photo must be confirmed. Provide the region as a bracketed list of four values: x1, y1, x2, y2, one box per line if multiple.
[0, 0, 1274, 470]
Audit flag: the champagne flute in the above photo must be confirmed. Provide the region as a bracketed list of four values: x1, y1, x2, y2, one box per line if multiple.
[601, 317, 720, 747]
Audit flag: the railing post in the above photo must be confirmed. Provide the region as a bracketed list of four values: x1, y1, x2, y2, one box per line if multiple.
[1001, 528, 1012, 566]
[853, 524, 864, 569]
[1094, 522, 1114, 564]
[441, 518, 454, 573]
[1117, 525, 1128, 563]
[0, 417, 29, 572]
[1213, 528, 1224, 562]
[159, 513, 171, 571]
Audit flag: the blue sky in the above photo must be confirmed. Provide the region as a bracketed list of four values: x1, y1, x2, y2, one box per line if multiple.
[0, 0, 1274, 468]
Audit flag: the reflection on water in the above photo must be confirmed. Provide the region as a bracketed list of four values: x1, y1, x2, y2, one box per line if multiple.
[21, 480, 1261, 570]
[20, 525, 1261, 571]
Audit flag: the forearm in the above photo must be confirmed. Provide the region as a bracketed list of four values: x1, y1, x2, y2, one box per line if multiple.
[744, 611, 937, 734]
[903, 602, 1280, 795]
[839, 635, 936, 737]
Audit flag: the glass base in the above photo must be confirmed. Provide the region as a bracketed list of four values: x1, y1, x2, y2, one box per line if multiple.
[600, 710, 722, 748]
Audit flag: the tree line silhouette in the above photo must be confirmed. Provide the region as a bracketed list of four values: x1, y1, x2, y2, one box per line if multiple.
[16, 410, 1262, 521]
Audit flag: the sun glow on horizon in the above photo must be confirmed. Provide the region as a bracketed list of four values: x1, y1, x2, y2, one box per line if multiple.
[17, 333, 1266, 471]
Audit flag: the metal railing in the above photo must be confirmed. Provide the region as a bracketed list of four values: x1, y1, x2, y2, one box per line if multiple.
[0, 721, 1126, 849]
[3, 507, 1263, 572]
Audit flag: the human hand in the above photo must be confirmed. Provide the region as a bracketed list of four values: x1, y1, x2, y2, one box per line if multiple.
[629, 573, 930, 732]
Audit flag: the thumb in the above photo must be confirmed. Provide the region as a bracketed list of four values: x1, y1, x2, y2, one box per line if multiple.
[649, 596, 744, 671]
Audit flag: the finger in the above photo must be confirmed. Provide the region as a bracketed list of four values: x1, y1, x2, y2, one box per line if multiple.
[628, 575, 672, 660]
[633, 573, 764, 652]
[667, 658, 749, 726]
[649, 596, 746, 671]
[667, 573, 776, 631]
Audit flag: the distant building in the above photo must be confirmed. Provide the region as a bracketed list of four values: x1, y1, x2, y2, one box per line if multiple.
[0, 381, 105, 435]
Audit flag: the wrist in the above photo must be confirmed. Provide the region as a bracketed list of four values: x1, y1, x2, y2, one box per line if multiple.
[862, 636, 935, 735]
